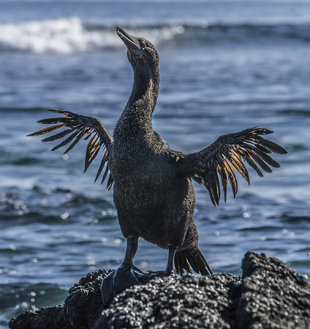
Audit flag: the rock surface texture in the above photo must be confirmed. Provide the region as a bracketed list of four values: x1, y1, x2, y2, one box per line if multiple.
[9, 252, 310, 329]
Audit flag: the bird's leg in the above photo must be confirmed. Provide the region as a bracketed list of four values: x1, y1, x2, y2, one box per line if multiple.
[101, 237, 144, 306]
[144, 245, 176, 279]
[119, 236, 138, 269]
[119, 236, 145, 273]
[165, 245, 177, 274]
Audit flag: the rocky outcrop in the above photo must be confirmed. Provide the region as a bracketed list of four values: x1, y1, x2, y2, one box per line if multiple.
[9, 252, 310, 329]
[236, 252, 310, 329]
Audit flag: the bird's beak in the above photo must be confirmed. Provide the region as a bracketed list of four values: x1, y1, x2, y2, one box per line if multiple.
[117, 27, 140, 53]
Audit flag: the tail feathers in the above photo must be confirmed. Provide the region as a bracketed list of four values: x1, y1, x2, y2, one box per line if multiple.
[174, 247, 213, 276]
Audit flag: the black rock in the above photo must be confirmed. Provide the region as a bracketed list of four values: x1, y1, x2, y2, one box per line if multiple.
[8, 305, 70, 329]
[237, 252, 310, 329]
[96, 273, 240, 329]
[9, 252, 310, 329]
[65, 269, 112, 328]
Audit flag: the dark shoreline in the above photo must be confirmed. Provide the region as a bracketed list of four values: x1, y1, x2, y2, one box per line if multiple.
[9, 252, 310, 329]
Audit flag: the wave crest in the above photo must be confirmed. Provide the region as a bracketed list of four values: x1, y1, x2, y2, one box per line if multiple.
[0, 17, 309, 54]
[0, 17, 184, 54]
[0, 17, 111, 54]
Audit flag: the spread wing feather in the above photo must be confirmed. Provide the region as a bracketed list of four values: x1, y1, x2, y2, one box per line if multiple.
[28, 109, 114, 188]
[178, 127, 287, 206]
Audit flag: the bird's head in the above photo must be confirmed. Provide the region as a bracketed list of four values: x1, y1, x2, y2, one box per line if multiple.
[117, 27, 159, 82]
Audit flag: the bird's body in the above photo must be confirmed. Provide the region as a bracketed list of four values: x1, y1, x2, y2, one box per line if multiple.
[111, 74, 196, 252]
[28, 27, 287, 303]
[112, 135, 196, 251]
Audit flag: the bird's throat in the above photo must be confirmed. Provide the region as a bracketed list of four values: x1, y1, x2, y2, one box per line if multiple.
[124, 70, 159, 128]
[131, 70, 158, 106]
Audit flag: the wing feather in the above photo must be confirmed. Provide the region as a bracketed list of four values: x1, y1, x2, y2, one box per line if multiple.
[51, 130, 79, 152]
[28, 109, 113, 186]
[95, 150, 108, 183]
[41, 128, 73, 142]
[63, 130, 85, 154]
[28, 123, 65, 136]
[101, 165, 110, 185]
[178, 127, 287, 205]
[217, 164, 228, 201]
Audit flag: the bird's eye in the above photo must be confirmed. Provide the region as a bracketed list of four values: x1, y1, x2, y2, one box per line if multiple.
[139, 40, 146, 49]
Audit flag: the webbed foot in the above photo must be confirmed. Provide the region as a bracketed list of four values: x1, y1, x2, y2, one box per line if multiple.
[100, 265, 145, 306]
[143, 269, 174, 281]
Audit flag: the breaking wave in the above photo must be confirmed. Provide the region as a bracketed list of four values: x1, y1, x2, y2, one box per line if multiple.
[0, 17, 309, 54]
[0, 17, 184, 54]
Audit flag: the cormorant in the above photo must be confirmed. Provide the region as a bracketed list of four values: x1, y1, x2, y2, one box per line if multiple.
[28, 27, 287, 305]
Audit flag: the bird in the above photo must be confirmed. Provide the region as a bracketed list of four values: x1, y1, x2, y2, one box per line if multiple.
[28, 27, 287, 304]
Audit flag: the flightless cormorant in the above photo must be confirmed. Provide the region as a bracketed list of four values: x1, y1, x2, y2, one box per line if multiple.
[29, 27, 287, 305]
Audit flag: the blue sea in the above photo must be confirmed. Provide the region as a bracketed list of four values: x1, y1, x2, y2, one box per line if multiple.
[1, 0, 310, 327]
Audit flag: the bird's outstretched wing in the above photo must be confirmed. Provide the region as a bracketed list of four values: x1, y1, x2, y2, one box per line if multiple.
[28, 109, 114, 188]
[177, 127, 287, 206]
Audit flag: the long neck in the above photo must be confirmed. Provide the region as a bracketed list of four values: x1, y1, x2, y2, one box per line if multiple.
[123, 67, 159, 130]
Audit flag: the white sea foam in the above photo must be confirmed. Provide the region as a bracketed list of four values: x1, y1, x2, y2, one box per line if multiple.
[0, 17, 113, 54]
[0, 17, 184, 54]
[132, 25, 185, 46]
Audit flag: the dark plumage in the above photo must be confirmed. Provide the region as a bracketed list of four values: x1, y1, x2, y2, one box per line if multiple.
[28, 27, 287, 302]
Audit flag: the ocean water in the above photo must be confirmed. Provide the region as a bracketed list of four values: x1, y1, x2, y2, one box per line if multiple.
[1, 0, 310, 326]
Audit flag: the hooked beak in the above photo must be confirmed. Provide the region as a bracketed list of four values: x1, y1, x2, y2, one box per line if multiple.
[117, 26, 140, 53]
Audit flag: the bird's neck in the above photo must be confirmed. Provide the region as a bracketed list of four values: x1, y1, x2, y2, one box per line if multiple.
[124, 69, 159, 130]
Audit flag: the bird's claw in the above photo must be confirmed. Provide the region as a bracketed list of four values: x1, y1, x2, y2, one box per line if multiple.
[143, 270, 174, 280]
[100, 266, 144, 306]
